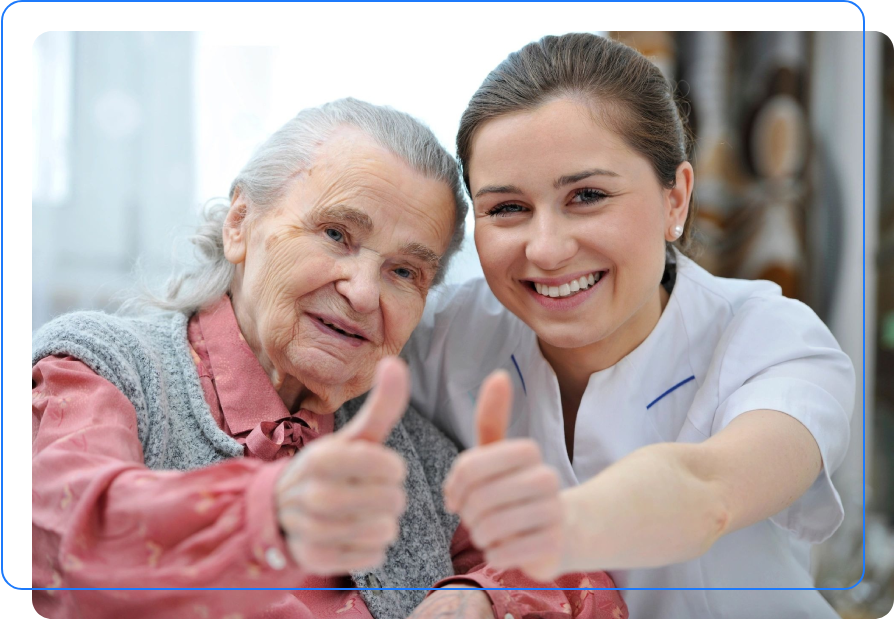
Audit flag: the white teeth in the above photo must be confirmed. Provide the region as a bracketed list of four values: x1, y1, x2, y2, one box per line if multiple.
[533, 271, 604, 299]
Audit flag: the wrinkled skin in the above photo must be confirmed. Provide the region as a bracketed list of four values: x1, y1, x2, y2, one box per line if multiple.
[224, 127, 455, 415]
[223, 128, 456, 576]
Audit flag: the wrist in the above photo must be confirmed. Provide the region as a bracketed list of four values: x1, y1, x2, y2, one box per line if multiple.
[414, 585, 493, 619]
[559, 487, 590, 573]
[559, 488, 582, 574]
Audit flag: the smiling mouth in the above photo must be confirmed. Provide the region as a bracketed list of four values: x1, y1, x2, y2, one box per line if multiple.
[528, 271, 606, 299]
[315, 317, 367, 340]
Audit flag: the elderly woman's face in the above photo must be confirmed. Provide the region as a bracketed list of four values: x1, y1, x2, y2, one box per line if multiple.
[224, 129, 455, 413]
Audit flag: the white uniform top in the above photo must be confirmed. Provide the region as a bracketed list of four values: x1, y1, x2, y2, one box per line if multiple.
[404, 253, 855, 619]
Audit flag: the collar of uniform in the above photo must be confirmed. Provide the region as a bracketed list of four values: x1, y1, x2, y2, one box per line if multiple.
[521, 265, 690, 401]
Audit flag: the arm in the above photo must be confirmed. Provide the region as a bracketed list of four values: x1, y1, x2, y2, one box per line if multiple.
[413, 373, 627, 619]
[33, 355, 410, 616]
[33, 356, 303, 615]
[559, 408, 822, 571]
[447, 298, 853, 579]
[447, 404, 825, 578]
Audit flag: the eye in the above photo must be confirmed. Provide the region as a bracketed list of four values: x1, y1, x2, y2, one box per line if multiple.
[485, 203, 527, 217]
[325, 227, 345, 243]
[571, 188, 609, 204]
[393, 267, 415, 280]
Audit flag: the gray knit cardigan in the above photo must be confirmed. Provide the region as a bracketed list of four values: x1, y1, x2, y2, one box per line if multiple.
[32, 310, 461, 619]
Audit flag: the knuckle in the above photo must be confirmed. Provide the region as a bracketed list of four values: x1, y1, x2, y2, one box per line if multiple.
[485, 545, 513, 568]
[302, 441, 333, 468]
[451, 457, 471, 482]
[534, 466, 560, 491]
[364, 551, 387, 570]
[281, 511, 309, 537]
[518, 439, 542, 460]
[463, 488, 485, 518]
[302, 481, 330, 508]
[277, 505, 300, 531]
[298, 515, 328, 540]
[393, 456, 408, 481]
[474, 518, 497, 548]
[389, 488, 408, 515]
[549, 496, 564, 518]
[377, 517, 400, 544]
[379, 451, 406, 480]
[463, 505, 482, 527]
[312, 545, 339, 567]
[469, 527, 486, 549]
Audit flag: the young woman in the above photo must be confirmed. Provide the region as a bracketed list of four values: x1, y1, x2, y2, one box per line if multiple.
[404, 33, 854, 618]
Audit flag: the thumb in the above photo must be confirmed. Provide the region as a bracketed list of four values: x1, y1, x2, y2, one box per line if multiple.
[338, 356, 410, 443]
[475, 370, 513, 446]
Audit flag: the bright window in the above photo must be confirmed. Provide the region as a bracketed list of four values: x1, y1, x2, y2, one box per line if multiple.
[193, 29, 604, 284]
[32, 32, 73, 207]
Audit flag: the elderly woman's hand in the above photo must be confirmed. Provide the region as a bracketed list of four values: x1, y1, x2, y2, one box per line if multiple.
[275, 357, 410, 575]
[408, 586, 494, 619]
[443, 371, 567, 582]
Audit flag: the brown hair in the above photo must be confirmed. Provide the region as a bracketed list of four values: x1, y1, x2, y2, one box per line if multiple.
[456, 32, 696, 251]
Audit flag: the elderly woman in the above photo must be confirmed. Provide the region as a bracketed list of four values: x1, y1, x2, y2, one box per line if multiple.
[32, 99, 626, 619]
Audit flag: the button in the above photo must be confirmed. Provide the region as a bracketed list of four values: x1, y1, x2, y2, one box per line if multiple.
[368, 574, 381, 588]
[504, 614, 514, 619]
[265, 547, 287, 570]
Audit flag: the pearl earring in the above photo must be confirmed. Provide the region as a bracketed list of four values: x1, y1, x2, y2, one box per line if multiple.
[672, 224, 684, 239]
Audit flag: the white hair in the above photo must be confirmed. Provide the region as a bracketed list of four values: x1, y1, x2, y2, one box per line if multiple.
[124, 98, 467, 314]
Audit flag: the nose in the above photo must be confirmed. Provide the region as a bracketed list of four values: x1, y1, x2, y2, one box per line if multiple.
[524, 212, 578, 271]
[335, 255, 381, 314]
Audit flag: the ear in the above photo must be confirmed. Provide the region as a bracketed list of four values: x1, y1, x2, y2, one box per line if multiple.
[223, 188, 250, 265]
[664, 161, 694, 242]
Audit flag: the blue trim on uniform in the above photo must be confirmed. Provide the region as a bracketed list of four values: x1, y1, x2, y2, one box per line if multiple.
[510, 354, 526, 396]
[646, 375, 696, 410]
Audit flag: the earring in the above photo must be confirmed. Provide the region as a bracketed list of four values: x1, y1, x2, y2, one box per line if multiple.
[672, 224, 684, 239]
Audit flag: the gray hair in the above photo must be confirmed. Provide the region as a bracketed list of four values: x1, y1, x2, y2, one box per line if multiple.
[127, 98, 467, 314]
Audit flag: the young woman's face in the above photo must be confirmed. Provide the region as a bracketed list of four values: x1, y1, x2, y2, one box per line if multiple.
[469, 97, 691, 358]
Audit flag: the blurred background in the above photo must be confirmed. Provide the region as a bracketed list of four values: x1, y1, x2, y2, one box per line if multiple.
[31, 31, 892, 617]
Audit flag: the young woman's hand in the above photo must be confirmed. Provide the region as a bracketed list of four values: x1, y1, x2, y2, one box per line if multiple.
[443, 371, 568, 581]
[275, 357, 410, 575]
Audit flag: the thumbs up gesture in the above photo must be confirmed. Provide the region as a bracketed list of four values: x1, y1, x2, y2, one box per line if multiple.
[275, 357, 410, 575]
[442, 371, 567, 581]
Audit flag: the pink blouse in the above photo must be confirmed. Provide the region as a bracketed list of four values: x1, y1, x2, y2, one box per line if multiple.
[32, 297, 627, 619]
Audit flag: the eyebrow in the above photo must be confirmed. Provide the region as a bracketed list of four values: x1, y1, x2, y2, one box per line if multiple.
[314, 204, 374, 233]
[474, 168, 621, 199]
[313, 204, 440, 272]
[400, 242, 441, 271]
[474, 184, 522, 199]
[553, 168, 620, 189]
